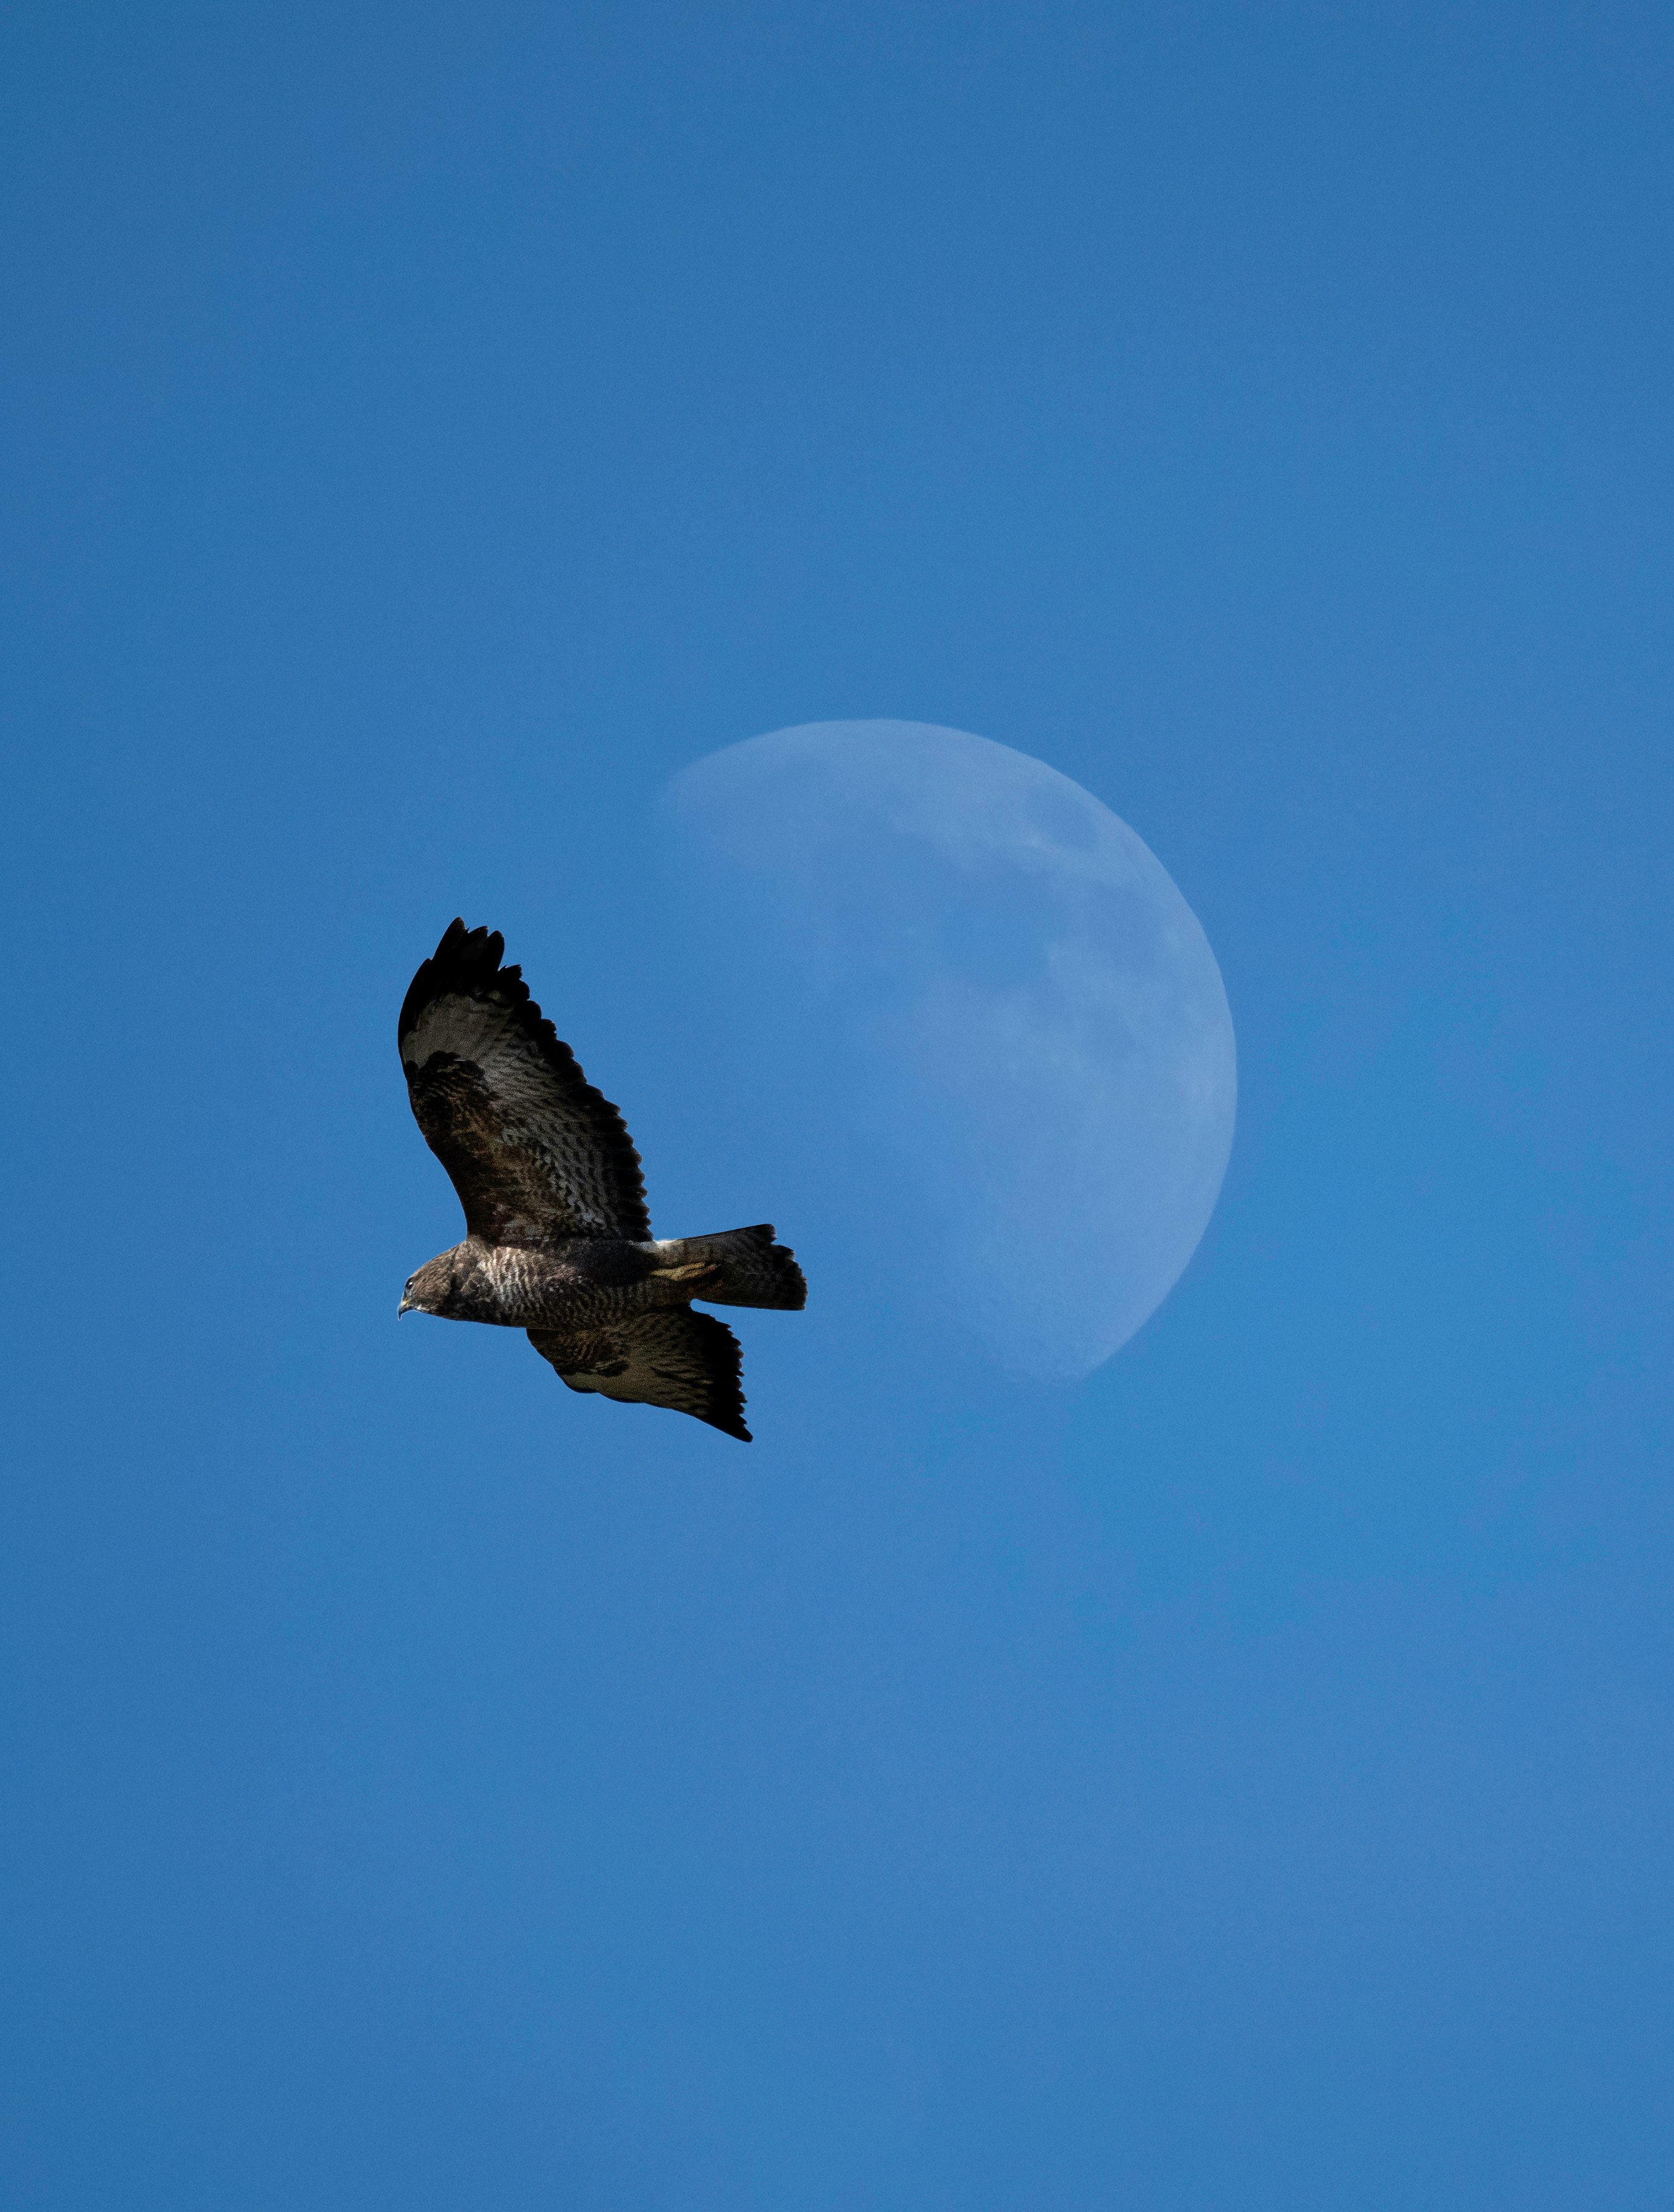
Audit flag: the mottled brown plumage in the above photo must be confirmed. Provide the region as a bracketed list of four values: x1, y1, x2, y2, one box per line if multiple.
[398, 920, 804, 1442]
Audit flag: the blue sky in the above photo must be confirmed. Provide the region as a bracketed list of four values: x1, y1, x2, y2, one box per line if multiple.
[3, 3, 1672, 2205]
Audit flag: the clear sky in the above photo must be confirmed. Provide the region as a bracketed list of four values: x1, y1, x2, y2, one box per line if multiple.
[4, 4, 1672, 2206]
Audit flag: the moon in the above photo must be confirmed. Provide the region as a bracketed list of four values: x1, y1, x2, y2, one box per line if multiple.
[665, 721, 1236, 1380]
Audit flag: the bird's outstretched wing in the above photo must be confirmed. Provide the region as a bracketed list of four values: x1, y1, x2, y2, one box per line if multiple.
[400, 919, 650, 1244]
[526, 1311, 750, 1440]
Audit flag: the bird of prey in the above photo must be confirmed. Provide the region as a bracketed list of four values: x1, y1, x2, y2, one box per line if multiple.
[397, 919, 804, 1441]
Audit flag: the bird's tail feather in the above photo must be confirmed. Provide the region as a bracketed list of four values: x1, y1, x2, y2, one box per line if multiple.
[661, 1225, 806, 1310]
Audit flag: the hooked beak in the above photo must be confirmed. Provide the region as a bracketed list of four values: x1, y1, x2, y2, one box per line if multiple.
[398, 1294, 415, 1316]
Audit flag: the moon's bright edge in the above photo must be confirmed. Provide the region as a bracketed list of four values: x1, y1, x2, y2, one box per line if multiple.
[667, 721, 1236, 1379]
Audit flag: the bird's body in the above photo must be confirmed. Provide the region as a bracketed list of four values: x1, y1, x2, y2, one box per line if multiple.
[397, 920, 803, 1440]
[403, 1229, 786, 1332]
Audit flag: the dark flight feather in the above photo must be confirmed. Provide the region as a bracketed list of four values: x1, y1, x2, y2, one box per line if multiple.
[399, 918, 651, 1244]
[526, 1310, 751, 1440]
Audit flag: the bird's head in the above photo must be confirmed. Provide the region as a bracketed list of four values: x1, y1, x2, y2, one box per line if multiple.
[398, 1249, 468, 1319]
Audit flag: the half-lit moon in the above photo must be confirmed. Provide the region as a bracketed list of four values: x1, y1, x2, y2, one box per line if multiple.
[666, 721, 1235, 1379]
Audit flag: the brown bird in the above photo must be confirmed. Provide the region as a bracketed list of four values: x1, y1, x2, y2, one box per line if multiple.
[397, 920, 804, 1440]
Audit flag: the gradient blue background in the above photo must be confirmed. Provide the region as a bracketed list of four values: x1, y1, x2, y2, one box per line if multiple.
[4, 4, 1672, 2205]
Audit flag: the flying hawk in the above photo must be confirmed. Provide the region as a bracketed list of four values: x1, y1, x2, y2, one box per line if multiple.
[397, 919, 804, 1441]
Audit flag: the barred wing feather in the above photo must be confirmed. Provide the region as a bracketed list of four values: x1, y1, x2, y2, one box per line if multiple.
[526, 1311, 750, 1441]
[398, 919, 650, 1245]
